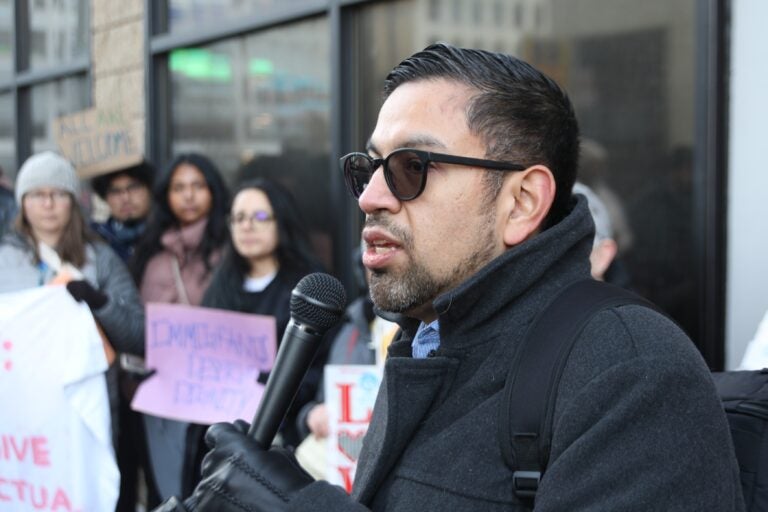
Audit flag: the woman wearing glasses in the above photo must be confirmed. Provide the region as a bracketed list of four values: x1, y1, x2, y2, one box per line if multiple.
[0, 152, 145, 509]
[0, 151, 144, 353]
[129, 152, 230, 507]
[181, 177, 322, 493]
[201, 177, 320, 336]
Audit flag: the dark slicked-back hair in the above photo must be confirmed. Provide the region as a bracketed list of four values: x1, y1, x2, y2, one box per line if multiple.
[130, 152, 230, 283]
[383, 43, 580, 227]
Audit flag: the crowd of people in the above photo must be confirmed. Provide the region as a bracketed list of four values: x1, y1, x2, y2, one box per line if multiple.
[0, 42, 751, 512]
[0, 149, 347, 511]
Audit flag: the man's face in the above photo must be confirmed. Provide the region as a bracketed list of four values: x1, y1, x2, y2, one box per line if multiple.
[105, 174, 151, 222]
[359, 79, 508, 322]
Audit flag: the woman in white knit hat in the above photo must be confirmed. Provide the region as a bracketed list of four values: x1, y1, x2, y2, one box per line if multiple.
[0, 150, 145, 441]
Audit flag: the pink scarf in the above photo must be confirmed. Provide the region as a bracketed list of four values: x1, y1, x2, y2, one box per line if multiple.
[139, 218, 221, 306]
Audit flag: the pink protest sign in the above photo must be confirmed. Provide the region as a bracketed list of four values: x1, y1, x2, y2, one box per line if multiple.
[131, 303, 277, 424]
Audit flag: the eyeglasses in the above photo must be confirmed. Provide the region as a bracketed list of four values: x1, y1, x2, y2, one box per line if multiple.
[340, 148, 527, 201]
[107, 182, 145, 197]
[229, 210, 275, 228]
[25, 190, 72, 203]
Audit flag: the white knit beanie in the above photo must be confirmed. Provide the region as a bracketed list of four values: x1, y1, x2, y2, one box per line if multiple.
[15, 151, 80, 205]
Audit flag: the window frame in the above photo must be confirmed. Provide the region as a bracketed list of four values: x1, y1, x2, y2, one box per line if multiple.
[0, 0, 91, 176]
[144, 0, 729, 369]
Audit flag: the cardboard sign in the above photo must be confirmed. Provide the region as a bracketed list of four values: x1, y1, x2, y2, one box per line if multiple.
[324, 365, 382, 493]
[0, 287, 118, 511]
[53, 108, 143, 179]
[131, 303, 277, 424]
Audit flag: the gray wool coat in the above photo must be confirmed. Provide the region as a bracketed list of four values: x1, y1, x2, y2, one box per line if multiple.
[0, 231, 145, 355]
[289, 196, 744, 511]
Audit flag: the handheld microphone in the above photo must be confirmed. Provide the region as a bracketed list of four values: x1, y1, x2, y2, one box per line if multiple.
[249, 272, 347, 448]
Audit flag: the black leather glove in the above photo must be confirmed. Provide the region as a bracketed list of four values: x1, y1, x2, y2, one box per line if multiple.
[181, 419, 314, 512]
[66, 280, 108, 310]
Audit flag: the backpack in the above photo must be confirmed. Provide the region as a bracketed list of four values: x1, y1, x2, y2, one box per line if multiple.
[499, 279, 765, 510]
[711, 370, 768, 511]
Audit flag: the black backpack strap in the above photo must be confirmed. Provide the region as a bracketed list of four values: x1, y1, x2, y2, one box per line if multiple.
[499, 279, 657, 503]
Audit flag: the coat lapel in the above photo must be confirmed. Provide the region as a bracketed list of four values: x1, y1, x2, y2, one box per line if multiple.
[352, 355, 459, 505]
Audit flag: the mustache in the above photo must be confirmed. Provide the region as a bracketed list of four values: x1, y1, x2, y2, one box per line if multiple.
[364, 214, 412, 246]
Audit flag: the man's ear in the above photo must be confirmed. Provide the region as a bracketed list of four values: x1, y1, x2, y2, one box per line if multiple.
[500, 165, 556, 247]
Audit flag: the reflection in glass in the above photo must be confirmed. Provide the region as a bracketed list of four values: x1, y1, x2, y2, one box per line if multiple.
[0, 93, 13, 181]
[170, 16, 332, 268]
[31, 75, 90, 153]
[352, 0, 702, 345]
[0, 0, 11, 82]
[168, 0, 304, 34]
[29, 0, 89, 69]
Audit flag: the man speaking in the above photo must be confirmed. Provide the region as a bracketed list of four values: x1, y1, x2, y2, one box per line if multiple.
[156, 44, 743, 511]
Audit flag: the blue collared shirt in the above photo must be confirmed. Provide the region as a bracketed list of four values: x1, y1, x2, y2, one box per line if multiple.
[412, 319, 440, 358]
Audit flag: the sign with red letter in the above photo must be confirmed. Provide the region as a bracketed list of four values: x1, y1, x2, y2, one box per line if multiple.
[325, 365, 382, 493]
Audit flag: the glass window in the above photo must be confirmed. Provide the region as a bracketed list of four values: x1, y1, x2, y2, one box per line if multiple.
[472, 1, 482, 25]
[0, 92, 13, 181]
[0, 0, 11, 82]
[31, 75, 90, 152]
[451, 0, 461, 22]
[514, 3, 524, 28]
[28, 0, 89, 70]
[168, 0, 308, 34]
[170, 16, 333, 268]
[351, 0, 704, 347]
[428, 0, 440, 20]
[493, 1, 504, 28]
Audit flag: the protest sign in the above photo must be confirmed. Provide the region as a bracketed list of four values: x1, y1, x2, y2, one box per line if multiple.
[0, 287, 118, 511]
[131, 303, 277, 424]
[53, 107, 143, 179]
[324, 365, 382, 493]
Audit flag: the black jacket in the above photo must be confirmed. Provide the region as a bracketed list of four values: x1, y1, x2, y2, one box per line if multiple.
[289, 196, 743, 511]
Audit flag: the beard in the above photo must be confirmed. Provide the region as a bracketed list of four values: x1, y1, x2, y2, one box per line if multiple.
[366, 210, 497, 315]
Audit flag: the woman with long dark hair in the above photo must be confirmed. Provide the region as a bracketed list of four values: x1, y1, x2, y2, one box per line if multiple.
[181, 177, 323, 494]
[131, 153, 229, 302]
[131, 152, 230, 505]
[202, 177, 320, 321]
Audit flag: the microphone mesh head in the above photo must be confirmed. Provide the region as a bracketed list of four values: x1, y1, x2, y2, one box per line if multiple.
[290, 273, 347, 332]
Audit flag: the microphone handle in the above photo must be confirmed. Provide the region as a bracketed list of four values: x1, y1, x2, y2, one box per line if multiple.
[248, 318, 324, 448]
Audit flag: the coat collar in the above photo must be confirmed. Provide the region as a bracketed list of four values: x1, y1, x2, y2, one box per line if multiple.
[434, 195, 593, 330]
[352, 197, 596, 503]
[353, 198, 594, 503]
[380, 195, 595, 347]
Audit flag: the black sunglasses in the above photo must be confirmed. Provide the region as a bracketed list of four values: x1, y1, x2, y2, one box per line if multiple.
[340, 148, 526, 201]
